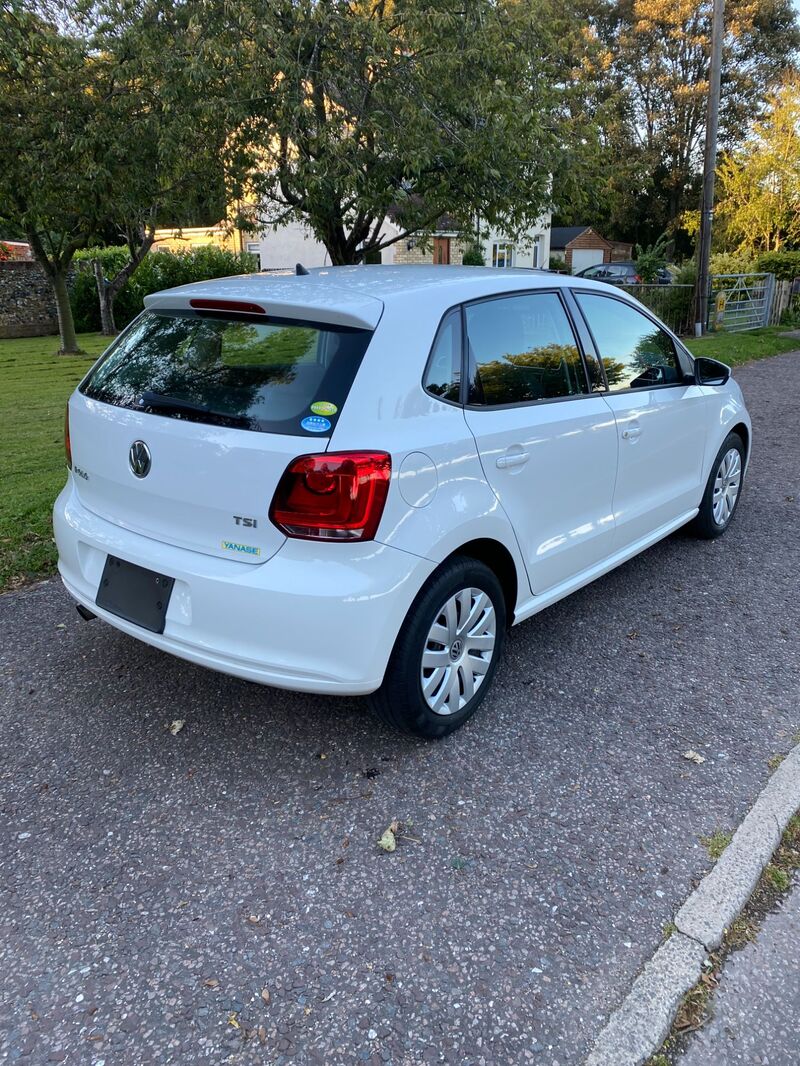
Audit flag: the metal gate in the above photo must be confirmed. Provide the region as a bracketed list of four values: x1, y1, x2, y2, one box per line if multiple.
[707, 273, 774, 332]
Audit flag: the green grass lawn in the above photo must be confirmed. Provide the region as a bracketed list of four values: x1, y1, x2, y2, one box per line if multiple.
[1, 333, 107, 591]
[685, 325, 800, 366]
[1, 324, 798, 594]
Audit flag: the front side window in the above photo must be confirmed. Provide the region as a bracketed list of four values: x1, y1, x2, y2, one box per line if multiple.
[466, 291, 587, 406]
[575, 293, 683, 391]
[423, 309, 461, 402]
[81, 310, 372, 435]
[492, 242, 514, 269]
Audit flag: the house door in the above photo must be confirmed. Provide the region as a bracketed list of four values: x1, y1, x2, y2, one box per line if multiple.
[433, 237, 451, 265]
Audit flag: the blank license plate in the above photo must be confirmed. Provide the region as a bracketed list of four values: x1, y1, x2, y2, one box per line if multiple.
[95, 556, 174, 634]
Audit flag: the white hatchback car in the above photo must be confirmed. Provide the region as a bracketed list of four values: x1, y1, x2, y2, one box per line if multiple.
[55, 266, 751, 737]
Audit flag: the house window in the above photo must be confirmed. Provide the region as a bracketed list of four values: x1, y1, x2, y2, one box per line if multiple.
[492, 242, 514, 268]
[246, 242, 262, 270]
[532, 236, 541, 269]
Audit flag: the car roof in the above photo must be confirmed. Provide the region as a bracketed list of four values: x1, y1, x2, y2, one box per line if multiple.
[143, 264, 620, 330]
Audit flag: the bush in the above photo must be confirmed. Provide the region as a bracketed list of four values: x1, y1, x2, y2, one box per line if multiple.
[549, 255, 567, 272]
[708, 251, 756, 276]
[461, 243, 485, 266]
[755, 250, 800, 280]
[71, 245, 258, 332]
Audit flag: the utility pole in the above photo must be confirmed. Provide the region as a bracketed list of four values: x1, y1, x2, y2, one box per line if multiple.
[694, 0, 725, 336]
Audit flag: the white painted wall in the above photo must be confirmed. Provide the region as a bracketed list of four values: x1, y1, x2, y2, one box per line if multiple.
[482, 218, 551, 269]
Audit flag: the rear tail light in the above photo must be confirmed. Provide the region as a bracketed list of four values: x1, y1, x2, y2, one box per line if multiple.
[270, 451, 391, 541]
[65, 404, 72, 469]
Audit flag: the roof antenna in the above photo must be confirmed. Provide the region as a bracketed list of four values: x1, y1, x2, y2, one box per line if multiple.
[295, 262, 309, 276]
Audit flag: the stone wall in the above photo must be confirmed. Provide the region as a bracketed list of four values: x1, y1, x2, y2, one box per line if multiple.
[0, 261, 59, 338]
[393, 237, 466, 266]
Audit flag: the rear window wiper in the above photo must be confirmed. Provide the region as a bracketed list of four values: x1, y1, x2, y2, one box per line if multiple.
[137, 391, 251, 428]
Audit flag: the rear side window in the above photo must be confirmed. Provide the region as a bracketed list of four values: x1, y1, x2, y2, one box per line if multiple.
[575, 293, 683, 391]
[81, 310, 372, 435]
[423, 309, 461, 402]
[465, 291, 587, 406]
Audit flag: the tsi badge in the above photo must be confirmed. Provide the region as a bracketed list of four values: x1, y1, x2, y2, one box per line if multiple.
[129, 440, 151, 479]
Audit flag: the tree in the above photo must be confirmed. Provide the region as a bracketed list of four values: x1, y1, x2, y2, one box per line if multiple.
[0, 3, 98, 352]
[221, 0, 562, 264]
[82, 0, 231, 333]
[716, 77, 800, 253]
[574, 0, 799, 249]
[0, 1, 231, 348]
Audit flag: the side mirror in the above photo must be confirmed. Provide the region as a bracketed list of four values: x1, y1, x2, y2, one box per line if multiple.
[694, 356, 730, 387]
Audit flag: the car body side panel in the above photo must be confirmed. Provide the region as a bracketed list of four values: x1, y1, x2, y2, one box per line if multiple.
[329, 295, 531, 610]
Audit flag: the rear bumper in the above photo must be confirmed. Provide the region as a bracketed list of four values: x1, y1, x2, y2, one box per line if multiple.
[54, 479, 434, 695]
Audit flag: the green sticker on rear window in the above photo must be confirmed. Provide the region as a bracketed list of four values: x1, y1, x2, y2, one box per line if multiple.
[310, 401, 338, 416]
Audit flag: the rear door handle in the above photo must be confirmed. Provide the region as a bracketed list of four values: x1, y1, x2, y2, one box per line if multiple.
[496, 451, 530, 469]
[622, 427, 641, 441]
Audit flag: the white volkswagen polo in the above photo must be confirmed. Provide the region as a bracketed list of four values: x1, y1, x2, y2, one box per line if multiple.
[55, 266, 751, 737]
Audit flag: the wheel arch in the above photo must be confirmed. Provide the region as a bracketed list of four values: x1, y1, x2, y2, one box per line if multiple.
[440, 537, 520, 623]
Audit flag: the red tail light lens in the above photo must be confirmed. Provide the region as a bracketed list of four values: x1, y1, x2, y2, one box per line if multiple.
[65, 404, 72, 469]
[270, 452, 391, 541]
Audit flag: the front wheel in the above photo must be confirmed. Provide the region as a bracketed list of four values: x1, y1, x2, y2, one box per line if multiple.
[691, 432, 745, 539]
[369, 557, 507, 738]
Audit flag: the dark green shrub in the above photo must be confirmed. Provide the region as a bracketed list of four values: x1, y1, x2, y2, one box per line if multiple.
[755, 250, 800, 280]
[461, 243, 485, 266]
[71, 245, 258, 332]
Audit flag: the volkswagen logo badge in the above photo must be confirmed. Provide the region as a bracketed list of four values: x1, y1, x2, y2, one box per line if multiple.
[129, 440, 151, 478]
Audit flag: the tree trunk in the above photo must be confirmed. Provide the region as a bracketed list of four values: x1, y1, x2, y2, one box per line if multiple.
[93, 257, 116, 335]
[52, 270, 81, 354]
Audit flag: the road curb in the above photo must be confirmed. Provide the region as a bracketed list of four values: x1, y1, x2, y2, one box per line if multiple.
[585, 744, 800, 1066]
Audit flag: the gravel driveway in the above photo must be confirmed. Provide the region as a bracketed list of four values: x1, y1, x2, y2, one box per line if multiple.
[2, 351, 799, 1066]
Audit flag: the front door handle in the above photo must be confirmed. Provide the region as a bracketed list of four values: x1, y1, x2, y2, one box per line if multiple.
[496, 451, 530, 470]
[621, 427, 641, 441]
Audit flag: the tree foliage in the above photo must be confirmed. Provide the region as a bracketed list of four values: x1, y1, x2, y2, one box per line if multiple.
[217, 0, 564, 264]
[716, 77, 800, 254]
[554, 0, 799, 251]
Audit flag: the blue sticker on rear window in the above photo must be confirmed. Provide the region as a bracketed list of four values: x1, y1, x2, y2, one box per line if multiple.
[300, 415, 331, 433]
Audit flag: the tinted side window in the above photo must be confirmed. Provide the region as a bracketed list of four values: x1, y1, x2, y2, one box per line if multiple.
[575, 294, 683, 391]
[423, 309, 461, 402]
[465, 292, 586, 406]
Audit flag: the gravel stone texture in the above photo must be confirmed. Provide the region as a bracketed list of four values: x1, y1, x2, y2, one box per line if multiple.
[679, 877, 800, 1065]
[1, 351, 799, 1065]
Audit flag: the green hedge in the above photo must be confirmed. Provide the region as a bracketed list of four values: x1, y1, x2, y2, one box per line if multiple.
[71, 245, 258, 332]
[754, 250, 800, 281]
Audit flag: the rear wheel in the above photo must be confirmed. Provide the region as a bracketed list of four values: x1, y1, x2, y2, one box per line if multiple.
[369, 557, 507, 738]
[691, 432, 745, 539]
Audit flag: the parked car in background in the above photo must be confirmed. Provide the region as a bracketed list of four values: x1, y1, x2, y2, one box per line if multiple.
[576, 261, 672, 285]
[56, 266, 750, 738]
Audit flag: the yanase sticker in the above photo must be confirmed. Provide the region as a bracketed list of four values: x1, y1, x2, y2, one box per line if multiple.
[301, 415, 332, 433]
[222, 540, 261, 556]
[310, 401, 338, 417]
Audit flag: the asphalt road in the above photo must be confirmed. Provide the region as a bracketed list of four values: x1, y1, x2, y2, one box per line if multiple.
[2, 351, 799, 1066]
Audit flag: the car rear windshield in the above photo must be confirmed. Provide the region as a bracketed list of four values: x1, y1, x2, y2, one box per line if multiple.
[80, 309, 373, 435]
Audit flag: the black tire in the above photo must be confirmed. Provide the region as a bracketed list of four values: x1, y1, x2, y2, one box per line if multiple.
[691, 431, 746, 539]
[369, 556, 507, 738]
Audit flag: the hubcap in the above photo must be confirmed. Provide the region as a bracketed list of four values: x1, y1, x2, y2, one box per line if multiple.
[712, 447, 742, 526]
[420, 587, 497, 716]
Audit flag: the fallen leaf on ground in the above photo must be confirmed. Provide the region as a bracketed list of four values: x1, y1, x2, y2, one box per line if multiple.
[683, 750, 706, 765]
[377, 819, 401, 852]
[203, 978, 220, 989]
[227, 1013, 240, 1029]
[247, 914, 261, 924]
[257, 1026, 267, 1044]
[55, 623, 67, 630]
[260, 988, 270, 1005]
[168, 719, 185, 736]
